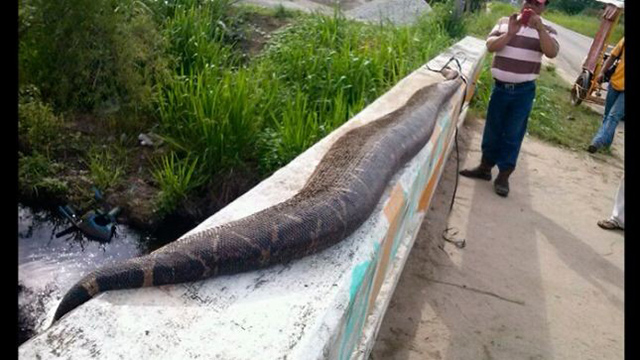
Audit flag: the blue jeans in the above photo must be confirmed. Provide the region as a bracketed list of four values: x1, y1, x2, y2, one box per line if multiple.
[590, 87, 625, 148]
[482, 80, 536, 171]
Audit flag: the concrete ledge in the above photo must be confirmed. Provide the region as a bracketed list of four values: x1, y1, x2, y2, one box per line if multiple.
[19, 36, 486, 360]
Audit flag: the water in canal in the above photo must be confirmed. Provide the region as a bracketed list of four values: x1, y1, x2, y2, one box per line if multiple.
[18, 204, 153, 345]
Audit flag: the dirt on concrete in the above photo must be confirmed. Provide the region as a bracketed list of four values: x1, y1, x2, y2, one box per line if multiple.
[371, 115, 624, 359]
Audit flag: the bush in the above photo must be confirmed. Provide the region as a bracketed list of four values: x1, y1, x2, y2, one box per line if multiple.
[18, 86, 63, 157]
[430, 1, 467, 38]
[18, 152, 68, 198]
[161, 0, 240, 75]
[19, 0, 170, 115]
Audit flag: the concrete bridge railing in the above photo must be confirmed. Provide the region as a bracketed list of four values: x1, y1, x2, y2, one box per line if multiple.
[19, 36, 487, 360]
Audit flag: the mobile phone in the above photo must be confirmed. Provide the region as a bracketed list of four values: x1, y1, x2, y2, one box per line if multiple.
[519, 8, 534, 25]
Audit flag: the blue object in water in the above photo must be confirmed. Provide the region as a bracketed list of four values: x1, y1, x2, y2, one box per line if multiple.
[57, 205, 121, 242]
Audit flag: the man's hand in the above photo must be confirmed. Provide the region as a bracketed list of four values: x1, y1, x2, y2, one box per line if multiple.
[527, 12, 544, 32]
[507, 14, 521, 36]
[596, 54, 617, 83]
[529, 13, 559, 58]
[486, 14, 522, 53]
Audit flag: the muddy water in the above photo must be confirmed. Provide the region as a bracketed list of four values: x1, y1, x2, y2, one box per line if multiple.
[18, 204, 152, 345]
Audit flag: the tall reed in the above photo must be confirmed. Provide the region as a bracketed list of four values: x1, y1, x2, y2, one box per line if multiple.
[255, 11, 455, 172]
[155, 3, 459, 211]
[157, 65, 277, 179]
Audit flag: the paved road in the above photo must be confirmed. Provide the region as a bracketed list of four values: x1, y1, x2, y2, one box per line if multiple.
[543, 19, 611, 114]
[544, 20, 594, 84]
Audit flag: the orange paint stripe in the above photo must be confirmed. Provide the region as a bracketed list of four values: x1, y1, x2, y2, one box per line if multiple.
[367, 183, 406, 314]
[383, 183, 406, 221]
[418, 135, 452, 212]
[431, 123, 442, 142]
[464, 62, 485, 105]
[465, 84, 476, 104]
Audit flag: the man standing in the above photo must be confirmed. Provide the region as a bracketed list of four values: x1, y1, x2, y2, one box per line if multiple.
[588, 37, 624, 153]
[460, 0, 559, 197]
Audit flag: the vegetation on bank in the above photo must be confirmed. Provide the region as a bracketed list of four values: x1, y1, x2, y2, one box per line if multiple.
[544, 10, 624, 45]
[18, 0, 465, 230]
[18, 0, 614, 234]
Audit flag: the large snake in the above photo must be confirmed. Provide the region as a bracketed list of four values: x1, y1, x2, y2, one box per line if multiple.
[53, 77, 462, 322]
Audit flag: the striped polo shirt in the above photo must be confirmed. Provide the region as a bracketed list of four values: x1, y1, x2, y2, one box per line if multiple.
[489, 17, 558, 83]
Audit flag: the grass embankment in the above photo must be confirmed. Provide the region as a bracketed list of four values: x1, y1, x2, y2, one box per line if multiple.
[465, 2, 604, 151]
[18, 0, 464, 235]
[544, 10, 624, 45]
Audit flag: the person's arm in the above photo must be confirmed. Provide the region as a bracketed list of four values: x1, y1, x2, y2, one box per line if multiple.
[596, 55, 617, 83]
[595, 39, 623, 83]
[528, 14, 559, 58]
[486, 14, 520, 53]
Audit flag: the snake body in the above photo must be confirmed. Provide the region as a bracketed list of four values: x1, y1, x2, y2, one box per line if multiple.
[53, 78, 462, 322]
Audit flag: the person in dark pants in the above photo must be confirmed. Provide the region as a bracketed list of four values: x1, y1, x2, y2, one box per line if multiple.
[460, 0, 559, 197]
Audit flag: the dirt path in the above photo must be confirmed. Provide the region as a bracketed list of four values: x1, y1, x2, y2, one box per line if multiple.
[371, 116, 624, 359]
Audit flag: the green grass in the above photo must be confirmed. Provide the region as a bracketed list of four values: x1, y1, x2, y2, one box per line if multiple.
[18, 152, 68, 199]
[151, 153, 204, 215]
[247, 6, 458, 172]
[162, 0, 241, 74]
[86, 147, 126, 190]
[527, 66, 602, 150]
[157, 64, 278, 176]
[154, 2, 459, 205]
[274, 4, 293, 19]
[545, 10, 623, 45]
[468, 56, 494, 118]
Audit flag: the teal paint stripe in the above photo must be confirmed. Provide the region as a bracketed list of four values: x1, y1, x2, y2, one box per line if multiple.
[349, 261, 371, 300]
[338, 259, 376, 360]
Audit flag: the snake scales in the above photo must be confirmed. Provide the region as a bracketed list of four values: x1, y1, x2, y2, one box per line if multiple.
[53, 77, 462, 322]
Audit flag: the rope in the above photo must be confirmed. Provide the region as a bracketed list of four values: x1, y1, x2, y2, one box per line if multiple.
[442, 227, 466, 249]
[426, 53, 469, 249]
